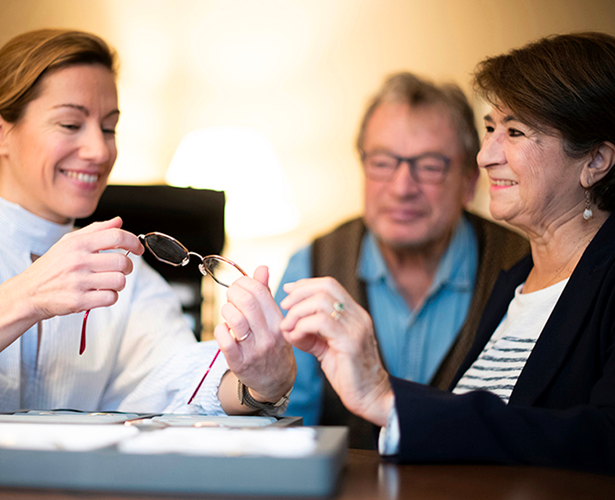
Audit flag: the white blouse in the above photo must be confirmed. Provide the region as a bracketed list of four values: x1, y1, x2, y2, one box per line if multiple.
[0, 196, 228, 415]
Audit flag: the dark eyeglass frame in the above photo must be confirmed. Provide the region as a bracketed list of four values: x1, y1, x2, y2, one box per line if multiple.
[360, 150, 451, 184]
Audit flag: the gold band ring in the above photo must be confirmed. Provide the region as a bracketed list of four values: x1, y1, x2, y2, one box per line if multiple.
[228, 325, 251, 342]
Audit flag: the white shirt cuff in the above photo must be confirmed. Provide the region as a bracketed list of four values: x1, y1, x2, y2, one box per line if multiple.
[378, 396, 400, 456]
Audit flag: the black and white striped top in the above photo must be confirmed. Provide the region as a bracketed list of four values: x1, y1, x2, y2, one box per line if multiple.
[453, 278, 568, 403]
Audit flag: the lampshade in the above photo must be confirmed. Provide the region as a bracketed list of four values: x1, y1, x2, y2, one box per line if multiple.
[165, 126, 300, 239]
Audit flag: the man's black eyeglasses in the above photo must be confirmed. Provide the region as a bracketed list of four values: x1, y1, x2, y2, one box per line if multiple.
[360, 150, 451, 184]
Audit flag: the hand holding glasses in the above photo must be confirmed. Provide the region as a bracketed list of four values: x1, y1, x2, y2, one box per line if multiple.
[78, 231, 247, 403]
[139, 232, 248, 404]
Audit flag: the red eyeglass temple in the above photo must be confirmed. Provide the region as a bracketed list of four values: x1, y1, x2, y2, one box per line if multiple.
[80, 310, 89, 355]
[81, 310, 222, 403]
[187, 349, 221, 404]
[80, 250, 132, 356]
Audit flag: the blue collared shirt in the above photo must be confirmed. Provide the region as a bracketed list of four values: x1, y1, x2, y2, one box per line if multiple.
[276, 216, 478, 425]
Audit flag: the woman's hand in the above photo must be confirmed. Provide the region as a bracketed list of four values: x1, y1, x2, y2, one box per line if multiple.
[215, 266, 296, 412]
[0, 217, 143, 352]
[280, 277, 393, 427]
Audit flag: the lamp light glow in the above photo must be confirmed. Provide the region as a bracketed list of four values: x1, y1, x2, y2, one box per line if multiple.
[165, 127, 300, 239]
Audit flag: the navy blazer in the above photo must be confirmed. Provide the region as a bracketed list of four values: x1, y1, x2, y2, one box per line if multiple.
[390, 214, 615, 475]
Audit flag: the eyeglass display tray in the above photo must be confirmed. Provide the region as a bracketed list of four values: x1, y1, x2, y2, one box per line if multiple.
[0, 411, 348, 498]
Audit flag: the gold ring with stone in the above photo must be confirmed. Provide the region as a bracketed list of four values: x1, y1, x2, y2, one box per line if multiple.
[331, 301, 345, 321]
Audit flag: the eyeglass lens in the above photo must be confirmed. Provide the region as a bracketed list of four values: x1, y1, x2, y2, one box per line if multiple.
[200, 258, 246, 287]
[142, 233, 189, 265]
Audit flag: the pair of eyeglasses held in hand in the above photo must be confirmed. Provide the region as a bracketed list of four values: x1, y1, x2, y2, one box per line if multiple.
[79, 231, 247, 404]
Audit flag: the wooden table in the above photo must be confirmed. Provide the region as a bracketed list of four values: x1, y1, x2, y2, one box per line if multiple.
[1, 449, 613, 499]
[340, 450, 615, 499]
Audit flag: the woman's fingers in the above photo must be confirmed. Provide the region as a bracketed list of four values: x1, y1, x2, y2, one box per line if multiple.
[282, 315, 331, 359]
[228, 273, 283, 334]
[216, 272, 295, 403]
[76, 289, 121, 310]
[280, 291, 338, 333]
[71, 219, 144, 256]
[218, 275, 281, 363]
[280, 277, 358, 334]
[224, 285, 270, 339]
[281, 298, 366, 358]
[24, 219, 144, 321]
[213, 320, 241, 356]
[79, 270, 128, 293]
[78, 251, 134, 274]
[76, 216, 123, 233]
[252, 265, 269, 288]
[218, 302, 254, 356]
[276, 276, 394, 424]
[281, 276, 344, 309]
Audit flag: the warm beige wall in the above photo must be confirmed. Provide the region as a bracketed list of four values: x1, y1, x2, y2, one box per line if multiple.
[1, 0, 615, 289]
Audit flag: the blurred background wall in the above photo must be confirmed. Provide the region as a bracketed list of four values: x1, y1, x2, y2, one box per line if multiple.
[1, 0, 614, 294]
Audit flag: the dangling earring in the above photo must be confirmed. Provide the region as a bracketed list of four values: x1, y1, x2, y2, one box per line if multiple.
[583, 190, 593, 221]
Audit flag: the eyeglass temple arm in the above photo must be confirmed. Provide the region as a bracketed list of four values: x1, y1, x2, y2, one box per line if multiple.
[80, 248, 132, 356]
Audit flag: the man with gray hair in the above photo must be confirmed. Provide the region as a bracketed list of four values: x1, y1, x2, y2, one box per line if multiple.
[276, 72, 529, 448]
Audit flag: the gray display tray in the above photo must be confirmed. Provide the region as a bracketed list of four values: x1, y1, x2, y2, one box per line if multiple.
[0, 410, 302, 427]
[0, 424, 347, 497]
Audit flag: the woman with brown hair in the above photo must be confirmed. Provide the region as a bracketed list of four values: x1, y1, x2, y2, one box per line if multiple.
[226, 32, 615, 474]
[0, 29, 294, 415]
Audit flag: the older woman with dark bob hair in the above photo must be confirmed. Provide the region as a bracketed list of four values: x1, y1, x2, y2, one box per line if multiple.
[223, 32, 615, 475]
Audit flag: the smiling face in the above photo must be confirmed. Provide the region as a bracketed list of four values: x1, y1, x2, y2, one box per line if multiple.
[0, 64, 119, 223]
[362, 102, 477, 253]
[477, 105, 586, 234]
